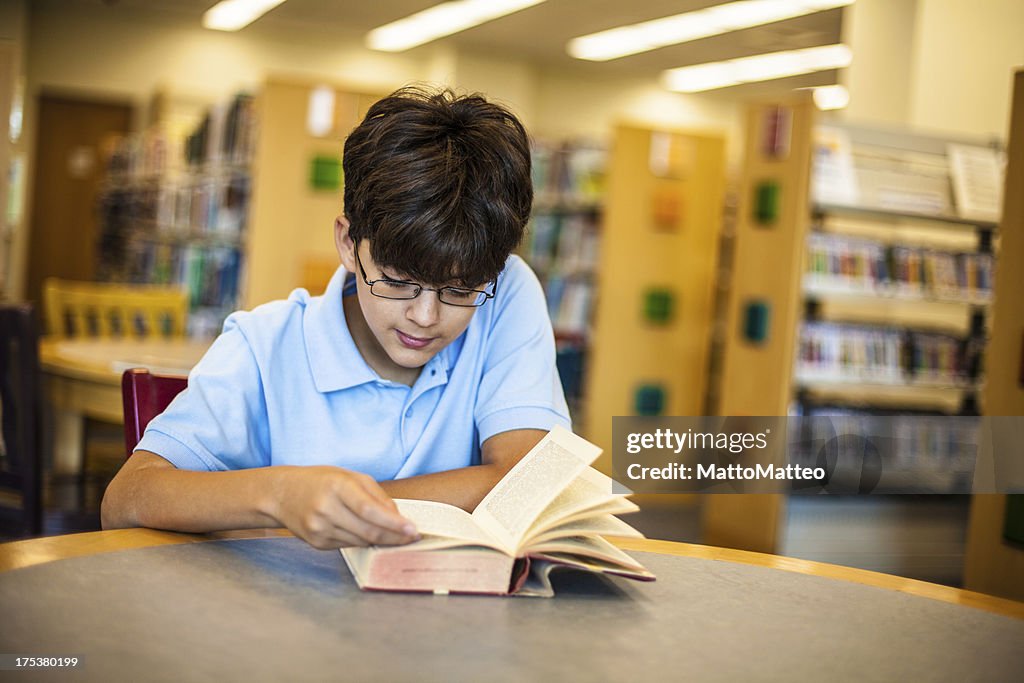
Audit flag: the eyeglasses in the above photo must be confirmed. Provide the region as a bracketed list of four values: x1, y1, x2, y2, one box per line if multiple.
[354, 246, 497, 307]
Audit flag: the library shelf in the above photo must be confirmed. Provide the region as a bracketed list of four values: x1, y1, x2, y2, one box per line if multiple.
[813, 202, 999, 230]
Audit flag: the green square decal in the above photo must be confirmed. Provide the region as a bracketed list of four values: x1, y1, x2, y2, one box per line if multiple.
[644, 288, 675, 324]
[310, 155, 342, 191]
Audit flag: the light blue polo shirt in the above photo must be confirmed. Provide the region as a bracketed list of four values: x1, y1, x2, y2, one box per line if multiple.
[136, 255, 570, 480]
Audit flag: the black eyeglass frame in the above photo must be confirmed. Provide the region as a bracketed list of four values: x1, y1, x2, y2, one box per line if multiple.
[353, 245, 498, 308]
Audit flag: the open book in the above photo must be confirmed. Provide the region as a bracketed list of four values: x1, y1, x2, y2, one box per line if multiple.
[341, 426, 655, 597]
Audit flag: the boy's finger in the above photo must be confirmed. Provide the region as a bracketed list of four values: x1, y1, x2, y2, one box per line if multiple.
[340, 479, 418, 537]
[348, 478, 417, 534]
[335, 500, 418, 546]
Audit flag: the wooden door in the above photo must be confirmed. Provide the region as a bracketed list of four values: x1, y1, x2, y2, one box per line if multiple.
[25, 95, 132, 307]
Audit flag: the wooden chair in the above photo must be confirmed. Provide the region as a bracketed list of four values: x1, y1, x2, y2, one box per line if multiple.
[43, 278, 189, 339]
[300, 256, 339, 296]
[121, 368, 188, 457]
[0, 304, 43, 538]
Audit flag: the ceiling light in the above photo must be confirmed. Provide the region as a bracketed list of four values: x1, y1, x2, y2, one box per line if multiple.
[811, 84, 850, 110]
[367, 0, 546, 52]
[203, 0, 287, 31]
[568, 0, 854, 62]
[662, 44, 852, 92]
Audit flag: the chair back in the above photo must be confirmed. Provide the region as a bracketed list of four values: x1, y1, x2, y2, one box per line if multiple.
[300, 256, 338, 296]
[121, 368, 188, 457]
[44, 278, 188, 339]
[0, 304, 43, 537]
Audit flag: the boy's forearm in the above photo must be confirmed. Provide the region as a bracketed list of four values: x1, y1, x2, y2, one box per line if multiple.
[381, 428, 547, 511]
[101, 461, 282, 533]
[380, 463, 507, 512]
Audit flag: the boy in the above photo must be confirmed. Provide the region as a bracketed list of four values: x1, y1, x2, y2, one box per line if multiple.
[101, 86, 570, 550]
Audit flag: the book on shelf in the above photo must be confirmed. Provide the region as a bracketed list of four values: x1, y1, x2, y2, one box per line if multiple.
[342, 425, 655, 597]
[531, 141, 606, 208]
[804, 233, 993, 303]
[796, 322, 979, 387]
[947, 143, 1004, 222]
[787, 406, 977, 492]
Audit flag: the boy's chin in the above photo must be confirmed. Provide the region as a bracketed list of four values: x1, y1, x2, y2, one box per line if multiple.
[386, 347, 436, 370]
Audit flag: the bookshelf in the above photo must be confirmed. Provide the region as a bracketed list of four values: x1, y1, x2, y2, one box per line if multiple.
[522, 141, 605, 424]
[94, 92, 256, 337]
[963, 69, 1024, 602]
[243, 78, 383, 309]
[711, 98, 1006, 576]
[93, 79, 387, 333]
[584, 124, 727, 470]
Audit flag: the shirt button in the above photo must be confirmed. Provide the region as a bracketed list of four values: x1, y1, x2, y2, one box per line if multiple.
[406, 409, 413, 418]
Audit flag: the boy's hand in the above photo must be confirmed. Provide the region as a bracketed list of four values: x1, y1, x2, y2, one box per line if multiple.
[272, 466, 419, 549]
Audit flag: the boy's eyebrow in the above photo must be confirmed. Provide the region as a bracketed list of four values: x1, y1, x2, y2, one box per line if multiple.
[380, 266, 486, 290]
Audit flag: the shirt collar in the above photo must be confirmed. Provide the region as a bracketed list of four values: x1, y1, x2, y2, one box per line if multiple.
[303, 264, 377, 393]
[303, 264, 453, 394]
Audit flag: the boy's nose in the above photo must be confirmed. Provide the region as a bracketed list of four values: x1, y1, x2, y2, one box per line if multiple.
[406, 291, 441, 328]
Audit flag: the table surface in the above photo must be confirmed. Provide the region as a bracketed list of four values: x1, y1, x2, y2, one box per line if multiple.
[39, 337, 212, 383]
[37, 337, 212, 472]
[0, 531, 1021, 682]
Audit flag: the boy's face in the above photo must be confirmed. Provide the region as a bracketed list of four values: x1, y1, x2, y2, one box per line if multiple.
[335, 218, 479, 373]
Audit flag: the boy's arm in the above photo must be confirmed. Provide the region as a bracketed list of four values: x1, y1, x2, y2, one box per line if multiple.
[101, 451, 419, 549]
[379, 428, 547, 511]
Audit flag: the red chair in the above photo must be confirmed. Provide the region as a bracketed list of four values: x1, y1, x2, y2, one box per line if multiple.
[121, 368, 188, 457]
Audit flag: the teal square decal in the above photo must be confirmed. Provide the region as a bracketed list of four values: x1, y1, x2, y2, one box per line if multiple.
[635, 384, 666, 416]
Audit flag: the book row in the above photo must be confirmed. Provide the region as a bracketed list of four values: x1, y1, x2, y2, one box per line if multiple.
[804, 234, 993, 300]
[103, 93, 256, 178]
[786, 414, 976, 493]
[98, 173, 250, 241]
[531, 142, 606, 208]
[524, 212, 600, 276]
[795, 322, 981, 385]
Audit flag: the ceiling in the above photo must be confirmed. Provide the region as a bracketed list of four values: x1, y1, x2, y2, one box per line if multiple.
[86, 0, 846, 95]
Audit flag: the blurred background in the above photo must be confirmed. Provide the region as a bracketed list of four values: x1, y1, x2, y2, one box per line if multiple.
[0, 0, 1021, 600]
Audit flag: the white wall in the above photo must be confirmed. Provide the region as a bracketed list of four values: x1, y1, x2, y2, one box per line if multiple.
[909, 0, 1024, 138]
[840, 0, 918, 127]
[535, 72, 742, 162]
[11, 0, 748, 301]
[842, 0, 1024, 139]
[16, 1, 1022, 301]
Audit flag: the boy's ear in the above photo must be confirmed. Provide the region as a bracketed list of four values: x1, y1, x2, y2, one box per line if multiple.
[334, 215, 356, 271]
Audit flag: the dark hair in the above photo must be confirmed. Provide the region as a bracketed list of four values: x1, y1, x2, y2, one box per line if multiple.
[343, 85, 532, 286]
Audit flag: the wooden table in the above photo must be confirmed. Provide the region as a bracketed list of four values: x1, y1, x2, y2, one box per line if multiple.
[0, 531, 1020, 680]
[39, 338, 211, 474]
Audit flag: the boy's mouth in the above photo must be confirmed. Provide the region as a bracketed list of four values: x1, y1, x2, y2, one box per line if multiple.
[396, 330, 435, 349]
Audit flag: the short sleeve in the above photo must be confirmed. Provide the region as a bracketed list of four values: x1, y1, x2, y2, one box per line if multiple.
[473, 259, 571, 444]
[135, 319, 271, 471]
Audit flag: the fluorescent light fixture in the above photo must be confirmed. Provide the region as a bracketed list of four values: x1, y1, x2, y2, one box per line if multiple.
[203, 0, 287, 32]
[568, 0, 854, 62]
[811, 84, 850, 110]
[307, 86, 336, 137]
[662, 43, 852, 92]
[367, 0, 546, 52]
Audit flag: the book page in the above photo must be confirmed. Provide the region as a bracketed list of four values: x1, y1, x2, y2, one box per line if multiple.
[812, 127, 859, 206]
[528, 535, 649, 573]
[525, 466, 618, 542]
[525, 513, 643, 547]
[394, 499, 494, 547]
[947, 143, 1004, 221]
[473, 425, 601, 552]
